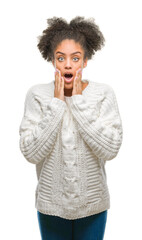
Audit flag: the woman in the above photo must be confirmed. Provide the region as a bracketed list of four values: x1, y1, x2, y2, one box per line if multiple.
[19, 16, 123, 240]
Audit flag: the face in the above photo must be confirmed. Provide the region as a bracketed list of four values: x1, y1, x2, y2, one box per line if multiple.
[52, 39, 88, 90]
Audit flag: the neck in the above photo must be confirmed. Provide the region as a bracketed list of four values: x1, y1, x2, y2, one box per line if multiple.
[64, 88, 73, 97]
[64, 82, 88, 97]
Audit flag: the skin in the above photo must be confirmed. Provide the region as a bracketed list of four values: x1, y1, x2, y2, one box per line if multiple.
[52, 39, 88, 99]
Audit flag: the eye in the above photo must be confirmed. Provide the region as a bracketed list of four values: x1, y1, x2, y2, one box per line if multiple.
[58, 57, 64, 61]
[73, 57, 79, 61]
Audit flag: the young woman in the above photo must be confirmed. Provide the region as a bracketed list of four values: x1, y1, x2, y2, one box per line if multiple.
[19, 16, 123, 240]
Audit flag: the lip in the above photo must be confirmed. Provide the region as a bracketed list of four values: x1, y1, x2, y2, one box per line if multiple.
[64, 75, 74, 83]
[63, 72, 73, 75]
[63, 72, 74, 83]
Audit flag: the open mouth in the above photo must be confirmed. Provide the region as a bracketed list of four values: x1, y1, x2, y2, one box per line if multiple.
[64, 73, 73, 83]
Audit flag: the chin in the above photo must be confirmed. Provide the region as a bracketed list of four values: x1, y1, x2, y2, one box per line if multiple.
[64, 84, 73, 89]
[64, 81, 73, 86]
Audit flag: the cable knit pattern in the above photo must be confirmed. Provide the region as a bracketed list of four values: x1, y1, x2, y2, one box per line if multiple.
[19, 79, 123, 220]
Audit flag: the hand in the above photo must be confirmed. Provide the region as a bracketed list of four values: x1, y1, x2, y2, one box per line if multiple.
[72, 68, 82, 96]
[54, 68, 65, 101]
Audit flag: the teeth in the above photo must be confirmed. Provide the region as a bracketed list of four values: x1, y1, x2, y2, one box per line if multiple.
[64, 75, 73, 82]
[64, 74, 73, 78]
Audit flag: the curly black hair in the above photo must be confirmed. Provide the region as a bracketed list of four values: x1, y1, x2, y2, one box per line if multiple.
[37, 16, 105, 62]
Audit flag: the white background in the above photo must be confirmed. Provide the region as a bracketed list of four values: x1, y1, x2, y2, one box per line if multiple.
[0, 0, 142, 239]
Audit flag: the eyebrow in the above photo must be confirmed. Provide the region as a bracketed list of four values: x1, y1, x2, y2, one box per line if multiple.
[56, 51, 82, 55]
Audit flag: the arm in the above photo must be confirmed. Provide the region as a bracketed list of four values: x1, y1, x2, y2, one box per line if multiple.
[70, 85, 123, 161]
[19, 86, 66, 164]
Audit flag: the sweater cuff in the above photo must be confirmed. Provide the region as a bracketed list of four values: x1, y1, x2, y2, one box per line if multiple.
[52, 97, 67, 107]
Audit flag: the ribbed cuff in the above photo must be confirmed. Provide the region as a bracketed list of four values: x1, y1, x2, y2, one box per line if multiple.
[52, 97, 66, 107]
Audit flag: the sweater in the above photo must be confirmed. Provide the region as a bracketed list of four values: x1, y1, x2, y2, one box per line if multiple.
[19, 79, 123, 220]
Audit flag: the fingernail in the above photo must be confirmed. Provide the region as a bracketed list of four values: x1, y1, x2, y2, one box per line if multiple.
[56, 68, 60, 73]
[77, 68, 82, 74]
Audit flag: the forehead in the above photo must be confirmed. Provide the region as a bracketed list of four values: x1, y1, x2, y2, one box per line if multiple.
[55, 39, 84, 54]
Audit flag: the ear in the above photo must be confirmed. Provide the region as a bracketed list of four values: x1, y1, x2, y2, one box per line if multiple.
[52, 59, 55, 67]
[83, 57, 88, 68]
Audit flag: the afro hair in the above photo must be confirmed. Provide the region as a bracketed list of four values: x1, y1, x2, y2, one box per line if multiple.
[37, 16, 105, 62]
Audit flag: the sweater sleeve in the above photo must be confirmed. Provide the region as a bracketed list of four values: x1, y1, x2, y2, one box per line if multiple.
[70, 85, 123, 161]
[19, 86, 66, 164]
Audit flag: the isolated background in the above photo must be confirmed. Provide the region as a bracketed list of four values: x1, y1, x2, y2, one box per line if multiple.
[0, 0, 142, 239]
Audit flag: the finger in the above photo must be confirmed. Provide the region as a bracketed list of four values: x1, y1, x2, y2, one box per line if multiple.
[54, 71, 58, 89]
[78, 71, 82, 86]
[76, 68, 82, 82]
[61, 76, 63, 86]
[56, 68, 60, 73]
[76, 67, 82, 74]
[56, 68, 61, 90]
[55, 71, 59, 89]
[56, 68, 61, 80]
[74, 75, 78, 87]
[74, 68, 79, 82]
[62, 77, 65, 89]
[78, 72, 82, 81]
[75, 68, 81, 79]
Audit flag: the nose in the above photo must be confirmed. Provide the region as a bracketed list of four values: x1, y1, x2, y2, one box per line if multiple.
[64, 59, 72, 69]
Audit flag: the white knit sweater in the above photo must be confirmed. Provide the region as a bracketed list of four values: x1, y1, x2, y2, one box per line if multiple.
[19, 79, 123, 220]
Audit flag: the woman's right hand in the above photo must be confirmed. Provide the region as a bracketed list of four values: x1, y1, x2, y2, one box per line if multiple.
[54, 68, 65, 101]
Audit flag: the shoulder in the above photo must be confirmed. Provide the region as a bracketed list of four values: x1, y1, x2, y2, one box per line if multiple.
[88, 80, 115, 99]
[25, 81, 54, 100]
[93, 81, 114, 94]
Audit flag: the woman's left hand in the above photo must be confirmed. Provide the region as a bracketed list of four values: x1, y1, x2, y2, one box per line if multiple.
[72, 68, 82, 96]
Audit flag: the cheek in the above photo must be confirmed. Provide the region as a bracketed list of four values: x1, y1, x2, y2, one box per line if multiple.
[75, 63, 82, 72]
[56, 66, 63, 75]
